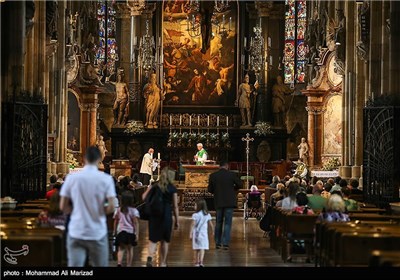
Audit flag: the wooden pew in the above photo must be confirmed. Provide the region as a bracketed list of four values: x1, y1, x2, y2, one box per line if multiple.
[317, 221, 400, 266]
[1, 227, 64, 266]
[315, 220, 399, 267]
[1, 209, 42, 217]
[1, 236, 54, 267]
[370, 250, 400, 266]
[335, 230, 400, 266]
[281, 213, 318, 262]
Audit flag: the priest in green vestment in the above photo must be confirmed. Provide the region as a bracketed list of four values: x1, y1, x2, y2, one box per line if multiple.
[194, 143, 208, 165]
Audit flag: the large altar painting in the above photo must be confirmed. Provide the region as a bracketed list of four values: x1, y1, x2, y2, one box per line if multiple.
[323, 95, 342, 156]
[162, 0, 237, 106]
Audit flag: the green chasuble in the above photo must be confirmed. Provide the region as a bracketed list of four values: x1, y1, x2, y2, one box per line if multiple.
[196, 149, 207, 165]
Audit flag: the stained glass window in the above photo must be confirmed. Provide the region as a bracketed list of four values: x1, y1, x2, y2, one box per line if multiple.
[284, 0, 307, 85]
[96, 0, 118, 76]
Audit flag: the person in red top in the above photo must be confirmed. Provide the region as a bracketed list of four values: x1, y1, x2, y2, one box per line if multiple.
[46, 182, 62, 200]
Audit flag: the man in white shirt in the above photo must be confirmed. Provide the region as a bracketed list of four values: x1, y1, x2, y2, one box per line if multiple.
[140, 148, 155, 185]
[60, 146, 116, 267]
[194, 143, 207, 165]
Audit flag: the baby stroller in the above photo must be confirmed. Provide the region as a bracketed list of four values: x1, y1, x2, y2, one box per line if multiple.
[244, 191, 263, 220]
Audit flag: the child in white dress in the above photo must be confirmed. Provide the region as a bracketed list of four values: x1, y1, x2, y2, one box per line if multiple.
[190, 199, 214, 267]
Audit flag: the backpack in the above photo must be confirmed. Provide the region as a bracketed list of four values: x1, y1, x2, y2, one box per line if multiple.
[144, 184, 165, 217]
[259, 205, 272, 232]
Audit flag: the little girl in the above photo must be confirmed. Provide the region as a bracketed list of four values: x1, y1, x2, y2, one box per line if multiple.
[190, 199, 214, 267]
[113, 191, 139, 267]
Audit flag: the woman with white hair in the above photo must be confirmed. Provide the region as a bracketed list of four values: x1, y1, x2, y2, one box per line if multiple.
[317, 194, 350, 222]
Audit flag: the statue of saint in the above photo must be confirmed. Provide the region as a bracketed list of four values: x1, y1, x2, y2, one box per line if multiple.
[271, 76, 293, 127]
[237, 74, 258, 127]
[110, 69, 129, 126]
[96, 135, 107, 162]
[143, 73, 161, 129]
[297, 137, 309, 165]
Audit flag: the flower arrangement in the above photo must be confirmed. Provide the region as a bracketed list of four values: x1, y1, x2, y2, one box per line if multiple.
[254, 122, 274, 136]
[221, 132, 231, 148]
[322, 157, 341, 171]
[66, 149, 79, 169]
[124, 121, 144, 134]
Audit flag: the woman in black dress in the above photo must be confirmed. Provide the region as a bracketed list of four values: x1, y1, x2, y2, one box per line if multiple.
[142, 167, 179, 267]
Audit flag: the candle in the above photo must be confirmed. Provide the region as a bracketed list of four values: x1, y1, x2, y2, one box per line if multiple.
[189, 115, 192, 126]
[198, 115, 200, 126]
[207, 116, 210, 126]
[170, 115, 172, 126]
[180, 115, 182, 125]
[158, 153, 160, 160]
[226, 116, 229, 127]
[229, 17, 232, 31]
[217, 116, 219, 126]
[244, 37, 247, 48]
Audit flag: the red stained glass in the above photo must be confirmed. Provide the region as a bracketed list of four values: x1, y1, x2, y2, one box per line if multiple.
[96, 0, 118, 75]
[284, 0, 307, 85]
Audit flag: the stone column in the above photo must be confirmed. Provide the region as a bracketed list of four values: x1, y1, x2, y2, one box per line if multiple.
[353, 2, 366, 181]
[79, 87, 99, 154]
[2, 1, 25, 98]
[381, 1, 390, 95]
[303, 89, 327, 168]
[56, 0, 67, 164]
[341, 0, 356, 180]
[369, 1, 382, 97]
[255, 1, 272, 124]
[389, 1, 400, 95]
[38, 1, 46, 100]
[25, 23, 34, 94]
[129, 12, 143, 123]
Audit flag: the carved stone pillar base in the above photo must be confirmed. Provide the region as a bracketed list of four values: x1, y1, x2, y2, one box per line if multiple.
[56, 162, 70, 175]
[351, 165, 361, 179]
[50, 162, 57, 175]
[359, 165, 363, 190]
[339, 166, 352, 179]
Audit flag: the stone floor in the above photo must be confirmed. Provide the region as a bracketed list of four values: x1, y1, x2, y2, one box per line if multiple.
[110, 215, 312, 267]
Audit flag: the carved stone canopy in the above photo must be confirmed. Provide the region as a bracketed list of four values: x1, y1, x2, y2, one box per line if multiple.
[255, 1, 273, 17]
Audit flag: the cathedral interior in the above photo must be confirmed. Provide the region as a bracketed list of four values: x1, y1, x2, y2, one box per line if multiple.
[1, 0, 400, 268]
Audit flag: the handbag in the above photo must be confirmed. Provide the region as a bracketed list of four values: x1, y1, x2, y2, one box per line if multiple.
[137, 203, 149, 221]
